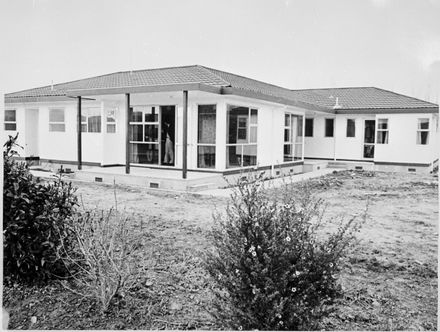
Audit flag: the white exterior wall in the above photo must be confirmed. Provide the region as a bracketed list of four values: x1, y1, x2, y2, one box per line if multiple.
[374, 113, 438, 164]
[334, 115, 375, 160]
[305, 112, 439, 165]
[304, 114, 335, 159]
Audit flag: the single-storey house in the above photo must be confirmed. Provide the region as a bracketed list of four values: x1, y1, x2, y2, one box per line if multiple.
[3, 65, 439, 186]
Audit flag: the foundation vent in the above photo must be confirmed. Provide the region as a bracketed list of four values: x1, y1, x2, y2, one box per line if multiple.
[276, 170, 281, 176]
[290, 168, 294, 173]
[408, 168, 416, 173]
[94, 177, 103, 182]
[355, 166, 363, 170]
[149, 182, 160, 188]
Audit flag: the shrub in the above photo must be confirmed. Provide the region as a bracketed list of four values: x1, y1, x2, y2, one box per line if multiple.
[3, 134, 78, 281]
[205, 172, 366, 330]
[59, 209, 145, 313]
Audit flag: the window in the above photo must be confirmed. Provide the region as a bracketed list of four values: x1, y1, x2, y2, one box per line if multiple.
[80, 107, 101, 133]
[129, 105, 160, 164]
[197, 105, 216, 168]
[346, 119, 356, 137]
[417, 118, 429, 145]
[284, 113, 303, 162]
[305, 118, 314, 137]
[106, 108, 117, 133]
[49, 109, 65, 132]
[377, 119, 389, 144]
[325, 118, 334, 137]
[4, 110, 16, 131]
[226, 105, 257, 168]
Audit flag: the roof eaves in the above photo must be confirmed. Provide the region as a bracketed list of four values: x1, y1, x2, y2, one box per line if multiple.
[221, 86, 334, 113]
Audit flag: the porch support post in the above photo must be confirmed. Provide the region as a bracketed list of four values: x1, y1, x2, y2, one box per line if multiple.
[77, 96, 82, 170]
[182, 90, 188, 179]
[125, 93, 131, 174]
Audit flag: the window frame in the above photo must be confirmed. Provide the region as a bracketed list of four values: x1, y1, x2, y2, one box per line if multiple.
[346, 118, 356, 138]
[226, 104, 258, 169]
[305, 118, 314, 137]
[106, 107, 117, 133]
[49, 108, 66, 132]
[197, 104, 217, 169]
[325, 118, 334, 137]
[283, 112, 303, 162]
[4, 109, 17, 131]
[376, 118, 389, 144]
[416, 118, 430, 145]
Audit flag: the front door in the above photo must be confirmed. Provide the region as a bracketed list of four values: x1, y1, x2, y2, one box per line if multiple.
[160, 106, 175, 166]
[363, 120, 375, 159]
[25, 109, 39, 157]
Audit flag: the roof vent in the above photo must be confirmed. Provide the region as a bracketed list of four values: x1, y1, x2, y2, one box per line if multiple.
[333, 97, 342, 109]
[51, 80, 54, 91]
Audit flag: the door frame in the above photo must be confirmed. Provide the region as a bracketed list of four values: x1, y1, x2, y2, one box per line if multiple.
[362, 118, 376, 160]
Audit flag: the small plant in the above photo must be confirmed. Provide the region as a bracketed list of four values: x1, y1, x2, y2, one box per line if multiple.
[3, 135, 78, 281]
[59, 209, 145, 313]
[205, 172, 366, 330]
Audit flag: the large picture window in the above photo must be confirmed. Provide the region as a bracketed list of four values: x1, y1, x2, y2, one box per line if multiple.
[81, 107, 101, 133]
[226, 105, 257, 168]
[417, 118, 429, 145]
[377, 118, 389, 144]
[197, 105, 216, 169]
[4, 110, 16, 131]
[284, 113, 303, 162]
[49, 109, 65, 132]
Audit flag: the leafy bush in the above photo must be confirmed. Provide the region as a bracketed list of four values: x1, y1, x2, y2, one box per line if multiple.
[3, 134, 78, 281]
[206, 172, 366, 330]
[59, 209, 145, 313]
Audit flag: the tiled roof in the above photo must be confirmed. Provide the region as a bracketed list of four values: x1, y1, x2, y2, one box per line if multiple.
[290, 87, 438, 111]
[5, 65, 229, 100]
[5, 65, 438, 113]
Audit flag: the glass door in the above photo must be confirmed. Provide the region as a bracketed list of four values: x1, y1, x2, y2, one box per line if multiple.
[129, 106, 159, 164]
[160, 106, 176, 166]
[363, 120, 375, 159]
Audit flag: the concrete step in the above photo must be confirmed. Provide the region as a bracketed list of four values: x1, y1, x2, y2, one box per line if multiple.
[186, 183, 217, 192]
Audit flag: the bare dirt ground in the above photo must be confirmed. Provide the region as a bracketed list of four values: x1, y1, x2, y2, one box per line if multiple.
[3, 170, 438, 330]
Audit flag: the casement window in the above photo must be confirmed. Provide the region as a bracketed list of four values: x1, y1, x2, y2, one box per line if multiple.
[197, 105, 216, 169]
[417, 118, 429, 145]
[81, 107, 101, 133]
[325, 118, 334, 137]
[284, 113, 303, 162]
[305, 118, 314, 137]
[346, 119, 356, 137]
[106, 108, 116, 133]
[376, 119, 389, 144]
[49, 109, 65, 132]
[4, 110, 16, 131]
[226, 105, 257, 168]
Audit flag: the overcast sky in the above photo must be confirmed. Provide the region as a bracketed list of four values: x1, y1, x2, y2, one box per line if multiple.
[1, 0, 439, 103]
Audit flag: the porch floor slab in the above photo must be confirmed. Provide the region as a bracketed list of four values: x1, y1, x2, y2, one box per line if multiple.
[74, 166, 227, 191]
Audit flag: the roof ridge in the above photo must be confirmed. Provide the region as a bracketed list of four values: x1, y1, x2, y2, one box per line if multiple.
[200, 65, 294, 93]
[196, 65, 231, 86]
